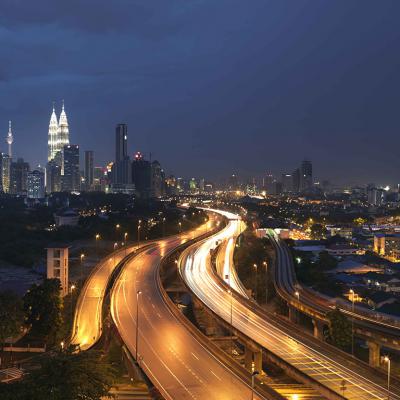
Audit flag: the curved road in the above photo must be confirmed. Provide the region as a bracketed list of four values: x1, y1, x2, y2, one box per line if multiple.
[71, 243, 142, 350]
[180, 209, 400, 400]
[269, 230, 400, 344]
[110, 219, 268, 400]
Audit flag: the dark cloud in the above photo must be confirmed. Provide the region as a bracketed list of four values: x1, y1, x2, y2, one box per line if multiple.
[0, 0, 400, 185]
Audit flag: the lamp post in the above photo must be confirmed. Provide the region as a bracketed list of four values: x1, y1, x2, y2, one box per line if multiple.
[124, 232, 128, 256]
[137, 220, 142, 247]
[350, 289, 355, 356]
[384, 356, 391, 400]
[251, 370, 259, 400]
[136, 290, 142, 363]
[178, 221, 182, 233]
[113, 242, 118, 269]
[70, 284, 76, 320]
[263, 261, 268, 304]
[295, 290, 300, 302]
[253, 264, 258, 301]
[115, 224, 121, 241]
[162, 217, 166, 237]
[80, 253, 85, 281]
[95, 234, 100, 259]
[227, 289, 233, 357]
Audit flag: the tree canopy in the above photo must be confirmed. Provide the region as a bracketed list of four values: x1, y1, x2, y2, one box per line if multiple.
[23, 279, 63, 343]
[0, 291, 24, 347]
[0, 347, 116, 400]
[326, 308, 352, 351]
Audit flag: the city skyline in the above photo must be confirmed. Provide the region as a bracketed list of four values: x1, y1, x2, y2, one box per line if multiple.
[1, 1, 400, 184]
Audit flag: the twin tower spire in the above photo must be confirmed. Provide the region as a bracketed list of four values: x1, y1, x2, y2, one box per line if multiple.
[47, 101, 69, 161]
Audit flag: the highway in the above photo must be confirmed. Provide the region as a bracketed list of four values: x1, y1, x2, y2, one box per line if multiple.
[213, 214, 248, 298]
[110, 219, 271, 400]
[71, 243, 142, 350]
[268, 229, 400, 343]
[180, 209, 400, 400]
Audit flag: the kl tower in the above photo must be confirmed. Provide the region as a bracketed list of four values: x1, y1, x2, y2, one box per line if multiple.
[6, 120, 13, 158]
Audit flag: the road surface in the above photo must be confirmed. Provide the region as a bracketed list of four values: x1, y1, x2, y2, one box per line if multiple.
[110, 220, 269, 400]
[180, 209, 400, 400]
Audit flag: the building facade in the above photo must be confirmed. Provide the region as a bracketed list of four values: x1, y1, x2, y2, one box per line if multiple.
[84, 150, 94, 191]
[27, 169, 45, 199]
[62, 145, 80, 192]
[10, 158, 30, 195]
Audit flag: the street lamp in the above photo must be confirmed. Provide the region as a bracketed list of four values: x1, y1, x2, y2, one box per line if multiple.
[70, 285, 76, 319]
[227, 289, 233, 356]
[350, 289, 355, 356]
[251, 370, 259, 400]
[178, 221, 182, 233]
[137, 220, 142, 247]
[124, 232, 128, 256]
[80, 253, 85, 281]
[115, 223, 121, 243]
[383, 355, 391, 400]
[136, 290, 142, 363]
[295, 290, 300, 302]
[253, 264, 258, 301]
[95, 234, 100, 259]
[60, 341, 64, 351]
[263, 261, 268, 304]
[162, 217, 166, 237]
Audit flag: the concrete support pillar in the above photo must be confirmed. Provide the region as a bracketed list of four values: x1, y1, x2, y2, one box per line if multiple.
[254, 350, 262, 373]
[312, 319, 324, 341]
[288, 306, 298, 324]
[367, 341, 381, 368]
[244, 346, 253, 371]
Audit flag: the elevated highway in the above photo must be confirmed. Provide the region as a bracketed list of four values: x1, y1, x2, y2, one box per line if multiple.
[268, 229, 400, 366]
[180, 209, 400, 400]
[110, 219, 279, 400]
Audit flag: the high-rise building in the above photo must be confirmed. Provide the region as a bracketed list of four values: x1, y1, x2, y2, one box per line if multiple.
[58, 102, 70, 154]
[46, 160, 62, 193]
[1, 153, 10, 193]
[47, 102, 70, 162]
[48, 105, 58, 161]
[62, 145, 80, 192]
[292, 168, 300, 193]
[84, 150, 94, 191]
[300, 160, 313, 191]
[115, 123, 127, 162]
[93, 166, 106, 191]
[263, 173, 274, 194]
[27, 169, 45, 199]
[10, 158, 30, 195]
[281, 173, 293, 193]
[151, 160, 164, 198]
[112, 124, 131, 184]
[132, 152, 151, 199]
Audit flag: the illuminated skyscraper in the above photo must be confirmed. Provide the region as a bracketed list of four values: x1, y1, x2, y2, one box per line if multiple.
[48, 105, 59, 161]
[47, 102, 70, 162]
[5, 121, 13, 158]
[57, 101, 70, 153]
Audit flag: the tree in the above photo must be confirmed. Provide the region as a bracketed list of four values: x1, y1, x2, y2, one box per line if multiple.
[23, 279, 63, 343]
[326, 308, 352, 351]
[316, 251, 338, 271]
[0, 347, 116, 400]
[310, 223, 326, 239]
[0, 291, 24, 348]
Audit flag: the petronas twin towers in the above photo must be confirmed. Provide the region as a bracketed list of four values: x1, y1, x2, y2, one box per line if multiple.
[47, 101, 70, 161]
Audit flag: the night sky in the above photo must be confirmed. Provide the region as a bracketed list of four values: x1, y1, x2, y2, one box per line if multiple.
[1, 1, 400, 186]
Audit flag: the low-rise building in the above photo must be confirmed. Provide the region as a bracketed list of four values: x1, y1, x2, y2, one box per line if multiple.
[374, 233, 400, 261]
